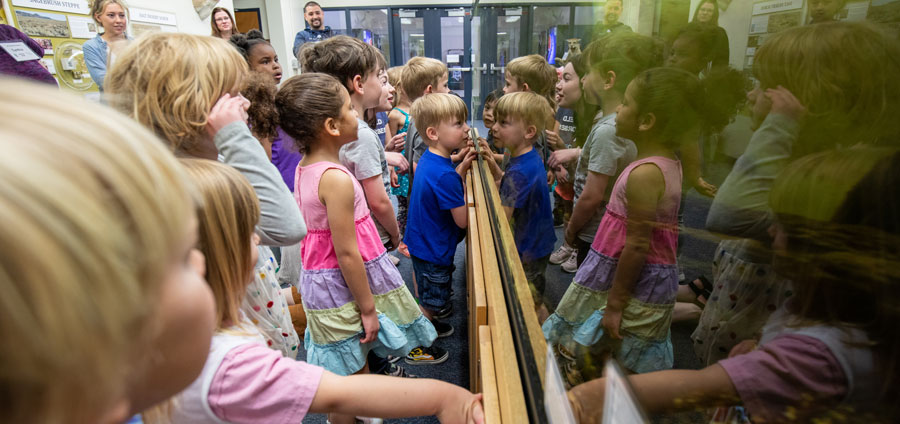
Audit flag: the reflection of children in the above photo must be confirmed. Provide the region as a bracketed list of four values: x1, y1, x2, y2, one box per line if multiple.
[386, 65, 413, 257]
[504, 54, 559, 160]
[807, 0, 846, 24]
[173, 158, 483, 424]
[544, 67, 741, 375]
[568, 147, 900, 424]
[481, 92, 557, 307]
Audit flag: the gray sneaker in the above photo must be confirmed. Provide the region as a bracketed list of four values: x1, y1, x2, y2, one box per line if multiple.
[549, 243, 576, 265]
[561, 253, 578, 273]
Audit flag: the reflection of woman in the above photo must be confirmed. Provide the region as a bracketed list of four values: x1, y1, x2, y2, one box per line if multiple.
[691, 0, 729, 68]
[83, 0, 129, 91]
[211, 7, 240, 40]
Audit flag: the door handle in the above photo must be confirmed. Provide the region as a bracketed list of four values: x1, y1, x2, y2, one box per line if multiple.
[489, 63, 505, 74]
[475, 64, 487, 74]
[448, 67, 472, 72]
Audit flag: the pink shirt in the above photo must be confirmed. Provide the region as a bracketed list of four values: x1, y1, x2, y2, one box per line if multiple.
[208, 343, 325, 423]
[719, 334, 847, 422]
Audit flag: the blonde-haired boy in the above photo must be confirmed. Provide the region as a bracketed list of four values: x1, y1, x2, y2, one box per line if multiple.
[400, 57, 451, 180]
[504, 54, 562, 162]
[403, 93, 476, 365]
[481, 91, 557, 306]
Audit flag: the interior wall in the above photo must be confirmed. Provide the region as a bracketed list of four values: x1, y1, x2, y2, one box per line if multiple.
[126, 0, 235, 35]
[234, 0, 271, 37]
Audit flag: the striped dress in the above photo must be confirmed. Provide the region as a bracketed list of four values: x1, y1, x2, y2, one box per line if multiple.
[295, 161, 436, 375]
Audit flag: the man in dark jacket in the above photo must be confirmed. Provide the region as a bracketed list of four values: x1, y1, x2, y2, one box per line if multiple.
[293, 1, 333, 58]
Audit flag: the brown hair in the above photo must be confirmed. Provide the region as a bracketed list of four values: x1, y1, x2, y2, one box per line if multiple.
[105, 33, 249, 152]
[241, 71, 279, 143]
[401, 56, 448, 101]
[181, 159, 259, 329]
[506, 54, 558, 109]
[410, 93, 467, 144]
[210, 7, 239, 38]
[275, 73, 347, 154]
[584, 31, 664, 94]
[298, 35, 381, 94]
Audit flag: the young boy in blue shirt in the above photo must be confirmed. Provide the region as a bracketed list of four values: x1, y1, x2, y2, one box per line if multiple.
[482, 92, 557, 306]
[404, 93, 476, 364]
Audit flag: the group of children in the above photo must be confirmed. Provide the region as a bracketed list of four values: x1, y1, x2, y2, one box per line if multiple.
[3, 12, 900, 424]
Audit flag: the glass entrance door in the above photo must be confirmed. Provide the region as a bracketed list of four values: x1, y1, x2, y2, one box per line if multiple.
[472, 6, 527, 122]
[391, 7, 473, 108]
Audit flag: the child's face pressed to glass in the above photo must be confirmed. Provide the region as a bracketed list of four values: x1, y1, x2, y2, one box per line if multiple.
[435, 117, 470, 151]
[490, 115, 529, 150]
[248, 44, 282, 84]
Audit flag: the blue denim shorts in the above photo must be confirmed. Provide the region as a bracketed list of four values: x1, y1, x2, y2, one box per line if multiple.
[411, 255, 455, 312]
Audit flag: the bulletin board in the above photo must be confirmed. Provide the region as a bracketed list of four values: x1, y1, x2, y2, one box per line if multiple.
[8, 0, 99, 93]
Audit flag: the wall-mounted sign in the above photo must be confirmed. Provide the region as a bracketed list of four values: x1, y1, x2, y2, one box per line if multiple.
[12, 0, 90, 15]
[752, 0, 803, 16]
[129, 7, 177, 26]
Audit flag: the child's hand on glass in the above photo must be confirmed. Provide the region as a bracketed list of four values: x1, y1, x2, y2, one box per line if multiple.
[436, 390, 485, 424]
[359, 310, 380, 343]
[766, 86, 806, 123]
[206, 93, 249, 138]
[455, 147, 477, 177]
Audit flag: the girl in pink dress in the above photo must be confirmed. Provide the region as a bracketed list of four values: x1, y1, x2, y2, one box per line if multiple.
[544, 66, 744, 374]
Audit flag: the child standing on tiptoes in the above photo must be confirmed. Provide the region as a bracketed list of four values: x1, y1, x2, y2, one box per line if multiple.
[543, 67, 742, 376]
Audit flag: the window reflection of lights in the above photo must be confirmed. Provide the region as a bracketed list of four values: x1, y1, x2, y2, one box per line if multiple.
[411, 34, 424, 37]
[505, 16, 520, 23]
[498, 32, 508, 35]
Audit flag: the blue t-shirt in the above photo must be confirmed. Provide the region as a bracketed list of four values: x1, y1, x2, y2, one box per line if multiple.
[500, 148, 556, 262]
[404, 150, 465, 265]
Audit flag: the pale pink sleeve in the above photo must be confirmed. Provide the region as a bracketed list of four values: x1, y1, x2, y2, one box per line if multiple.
[208, 344, 324, 423]
[719, 334, 847, 422]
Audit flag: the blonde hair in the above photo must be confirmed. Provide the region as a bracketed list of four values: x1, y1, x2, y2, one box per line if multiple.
[90, 0, 128, 26]
[210, 7, 239, 38]
[494, 91, 556, 136]
[0, 80, 195, 423]
[753, 21, 900, 156]
[105, 32, 249, 152]
[410, 93, 468, 143]
[506, 54, 558, 109]
[401, 56, 448, 101]
[387, 65, 404, 107]
[181, 159, 260, 329]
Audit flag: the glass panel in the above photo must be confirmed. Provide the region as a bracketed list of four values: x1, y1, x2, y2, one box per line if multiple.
[471, 14, 482, 124]
[350, 9, 390, 66]
[399, 14, 425, 62]
[570, 6, 597, 54]
[497, 13, 521, 68]
[323, 10, 347, 36]
[441, 15, 466, 100]
[531, 6, 570, 65]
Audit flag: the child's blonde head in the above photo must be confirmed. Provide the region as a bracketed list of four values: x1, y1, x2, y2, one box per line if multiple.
[181, 159, 260, 329]
[0, 80, 196, 423]
[753, 21, 900, 155]
[506, 54, 558, 108]
[401, 56, 448, 101]
[494, 91, 556, 136]
[410, 93, 468, 141]
[89, 0, 127, 25]
[105, 32, 249, 152]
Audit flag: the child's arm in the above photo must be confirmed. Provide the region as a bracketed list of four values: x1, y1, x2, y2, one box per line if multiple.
[545, 120, 563, 151]
[477, 138, 504, 185]
[568, 364, 738, 422]
[565, 171, 610, 246]
[320, 169, 379, 343]
[311, 372, 483, 423]
[602, 164, 662, 339]
[448, 149, 477, 229]
[208, 94, 306, 247]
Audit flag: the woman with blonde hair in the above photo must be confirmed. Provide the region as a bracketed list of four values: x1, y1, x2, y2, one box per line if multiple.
[0, 79, 215, 423]
[83, 0, 130, 91]
[106, 32, 306, 356]
[211, 7, 240, 40]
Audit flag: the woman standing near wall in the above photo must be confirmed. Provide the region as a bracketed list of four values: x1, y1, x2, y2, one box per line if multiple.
[211, 7, 240, 40]
[690, 0, 730, 69]
[83, 0, 130, 91]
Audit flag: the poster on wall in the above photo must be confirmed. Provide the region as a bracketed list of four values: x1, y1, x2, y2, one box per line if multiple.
[67, 15, 98, 39]
[752, 0, 803, 16]
[39, 57, 55, 74]
[14, 9, 70, 38]
[749, 15, 769, 33]
[11, 0, 90, 15]
[130, 7, 177, 26]
[767, 11, 802, 33]
[34, 37, 53, 54]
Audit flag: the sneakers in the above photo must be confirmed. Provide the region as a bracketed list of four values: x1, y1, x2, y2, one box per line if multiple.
[398, 242, 410, 258]
[434, 304, 452, 320]
[432, 319, 454, 337]
[549, 243, 576, 265]
[561, 253, 578, 273]
[405, 345, 449, 365]
[389, 255, 401, 266]
[381, 362, 418, 378]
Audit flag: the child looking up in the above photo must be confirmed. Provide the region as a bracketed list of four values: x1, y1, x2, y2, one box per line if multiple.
[400, 56, 450, 181]
[544, 67, 742, 376]
[481, 91, 557, 307]
[403, 93, 477, 365]
[275, 73, 437, 412]
[169, 158, 483, 424]
[105, 33, 303, 356]
[504, 54, 561, 160]
[568, 147, 900, 423]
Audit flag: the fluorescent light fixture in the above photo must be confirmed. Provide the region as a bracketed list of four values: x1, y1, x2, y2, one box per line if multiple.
[410, 34, 424, 37]
[505, 16, 520, 23]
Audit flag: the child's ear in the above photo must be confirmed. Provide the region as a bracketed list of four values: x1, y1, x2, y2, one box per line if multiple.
[603, 70, 617, 91]
[638, 112, 656, 133]
[521, 82, 531, 92]
[424, 84, 433, 94]
[425, 126, 440, 142]
[351, 75, 365, 96]
[324, 116, 341, 136]
[525, 124, 538, 140]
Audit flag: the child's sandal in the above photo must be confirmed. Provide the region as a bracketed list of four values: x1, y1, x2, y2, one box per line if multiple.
[686, 276, 712, 308]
